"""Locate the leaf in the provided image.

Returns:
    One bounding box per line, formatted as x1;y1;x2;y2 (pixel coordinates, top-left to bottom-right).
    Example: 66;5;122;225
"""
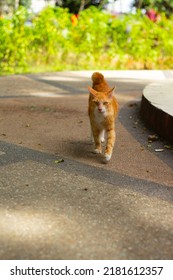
44;107;51;112
155;149;164;152
128;103;137;107
148;134;159;142
164;145;173;150
54;159;64;164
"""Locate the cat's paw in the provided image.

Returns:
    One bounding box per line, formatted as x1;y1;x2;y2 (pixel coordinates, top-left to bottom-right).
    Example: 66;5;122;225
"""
93;148;101;154
103;153;111;163
101;137;105;143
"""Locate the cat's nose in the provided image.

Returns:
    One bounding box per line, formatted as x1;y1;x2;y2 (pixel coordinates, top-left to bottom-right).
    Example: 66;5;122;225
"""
98;108;102;112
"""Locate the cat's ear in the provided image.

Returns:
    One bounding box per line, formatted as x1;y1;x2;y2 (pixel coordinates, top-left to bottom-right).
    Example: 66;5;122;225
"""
107;87;115;98
88;86;98;97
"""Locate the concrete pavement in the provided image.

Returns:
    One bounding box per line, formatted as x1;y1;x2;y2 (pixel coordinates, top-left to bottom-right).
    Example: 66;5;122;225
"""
0;71;173;260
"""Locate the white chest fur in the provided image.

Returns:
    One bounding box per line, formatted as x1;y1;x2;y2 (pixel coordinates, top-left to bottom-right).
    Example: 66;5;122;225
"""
94;108;107;127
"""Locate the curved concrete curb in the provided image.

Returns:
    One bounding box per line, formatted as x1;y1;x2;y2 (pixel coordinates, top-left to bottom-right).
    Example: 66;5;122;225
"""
140;80;173;144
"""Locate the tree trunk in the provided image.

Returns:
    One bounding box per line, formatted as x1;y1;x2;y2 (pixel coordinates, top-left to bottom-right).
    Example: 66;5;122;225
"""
138;0;143;9
79;0;85;13
14;0;19;10
0;0;5;15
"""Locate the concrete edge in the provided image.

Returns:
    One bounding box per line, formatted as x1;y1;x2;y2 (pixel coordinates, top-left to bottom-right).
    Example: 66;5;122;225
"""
140;82;173;144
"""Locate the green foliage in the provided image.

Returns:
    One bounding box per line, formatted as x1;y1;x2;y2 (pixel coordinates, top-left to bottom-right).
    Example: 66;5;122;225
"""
31;7;72;64
133;0;173;17
0;6;173;75
19;0;32;9
0;6;30;74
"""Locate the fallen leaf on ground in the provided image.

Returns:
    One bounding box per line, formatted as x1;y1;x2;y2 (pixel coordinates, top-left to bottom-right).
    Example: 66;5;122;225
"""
44;107;51;112
164;145;173;150
155;149;164;152
128;103;137;107
148;134;159;142
54;159;64;164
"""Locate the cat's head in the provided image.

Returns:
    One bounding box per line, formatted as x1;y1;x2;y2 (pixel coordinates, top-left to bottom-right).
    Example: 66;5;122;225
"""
88;86;115;114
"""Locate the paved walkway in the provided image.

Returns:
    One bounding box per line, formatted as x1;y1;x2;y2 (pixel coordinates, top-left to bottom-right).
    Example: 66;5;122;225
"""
0;71;173;260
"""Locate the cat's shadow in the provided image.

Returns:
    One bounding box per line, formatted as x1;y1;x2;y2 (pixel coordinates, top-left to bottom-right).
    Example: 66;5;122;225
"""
66;140;104;164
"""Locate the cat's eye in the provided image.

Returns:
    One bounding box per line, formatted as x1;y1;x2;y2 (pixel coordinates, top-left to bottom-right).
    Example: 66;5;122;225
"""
103;101;108;105
94;100;99;105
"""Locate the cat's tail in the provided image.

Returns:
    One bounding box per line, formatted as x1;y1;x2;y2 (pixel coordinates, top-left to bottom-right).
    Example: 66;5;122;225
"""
91;72;105;84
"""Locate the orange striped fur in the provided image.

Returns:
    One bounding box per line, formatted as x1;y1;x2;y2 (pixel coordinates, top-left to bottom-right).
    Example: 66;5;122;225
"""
88;72;118;162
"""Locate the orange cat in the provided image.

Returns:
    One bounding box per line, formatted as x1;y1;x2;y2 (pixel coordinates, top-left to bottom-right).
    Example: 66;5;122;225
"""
88;72;118;162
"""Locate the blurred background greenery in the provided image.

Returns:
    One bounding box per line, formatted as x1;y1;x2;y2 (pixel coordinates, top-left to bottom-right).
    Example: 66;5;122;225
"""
0;0;173;75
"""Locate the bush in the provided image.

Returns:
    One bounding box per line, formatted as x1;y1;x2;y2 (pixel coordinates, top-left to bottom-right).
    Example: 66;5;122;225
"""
0;7;30;74
0;6;173;75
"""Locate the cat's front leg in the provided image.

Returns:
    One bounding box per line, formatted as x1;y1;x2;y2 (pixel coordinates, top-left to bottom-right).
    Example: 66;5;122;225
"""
92;130;102;154
104;128;116;162
100;130;105;143
93;140;102;154
93;130;105;154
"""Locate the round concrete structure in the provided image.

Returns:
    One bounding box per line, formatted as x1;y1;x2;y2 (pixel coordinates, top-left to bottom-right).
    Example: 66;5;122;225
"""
140;80;173;144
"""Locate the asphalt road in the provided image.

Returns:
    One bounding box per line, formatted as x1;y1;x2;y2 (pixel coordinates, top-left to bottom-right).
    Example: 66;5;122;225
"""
0;71;173;260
